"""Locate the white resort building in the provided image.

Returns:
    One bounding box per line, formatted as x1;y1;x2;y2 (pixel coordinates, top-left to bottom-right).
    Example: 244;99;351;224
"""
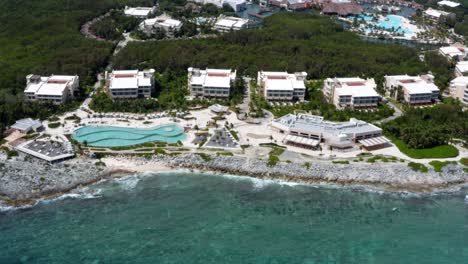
10;118;43;134
449;77;468;106
192;0;247;11
439;45;468;61
424;8;452;22
140;15;183;37
271;114;389;150
384;74;439;105
257;71;307;102
188;68;236;98
323;77;380;109
437;0;460;8
455;61;468;76
124;6;156;17
108;69;155;99
214;16;249;32
24;74;79;105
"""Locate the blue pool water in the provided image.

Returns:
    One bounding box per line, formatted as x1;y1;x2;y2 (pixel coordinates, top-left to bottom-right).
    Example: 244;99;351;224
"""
377;15;412;34
353;14;413;35
72;124;186;147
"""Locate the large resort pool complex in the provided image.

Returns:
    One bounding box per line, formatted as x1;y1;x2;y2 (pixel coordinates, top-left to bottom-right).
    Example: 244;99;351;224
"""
350;14;420;38
72;124;186;147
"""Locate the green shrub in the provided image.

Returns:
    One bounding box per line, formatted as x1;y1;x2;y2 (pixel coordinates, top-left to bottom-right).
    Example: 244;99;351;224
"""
332;160;349;164
197;153;212;162
154;148;166;155
217;151;233;156
408;162;428;173
267;155;280;167
460;158;468;166
429;160;457;172
48;122;61;129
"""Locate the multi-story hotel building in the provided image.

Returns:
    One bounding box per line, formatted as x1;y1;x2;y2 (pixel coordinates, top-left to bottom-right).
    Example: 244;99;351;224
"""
384;74;439;105
449;76;468;106
108;69;155;99
257;71;307;101
24;74;79;105
188;68;236;98
323;77;380;109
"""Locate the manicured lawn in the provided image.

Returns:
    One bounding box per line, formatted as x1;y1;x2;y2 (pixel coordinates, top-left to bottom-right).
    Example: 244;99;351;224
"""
388;136;459;159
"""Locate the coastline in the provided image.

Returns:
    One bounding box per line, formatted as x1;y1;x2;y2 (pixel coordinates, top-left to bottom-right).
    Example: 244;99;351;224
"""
1;153;467;209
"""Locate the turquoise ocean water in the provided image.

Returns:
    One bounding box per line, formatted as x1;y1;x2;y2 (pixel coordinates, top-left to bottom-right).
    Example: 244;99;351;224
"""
1;172;468;263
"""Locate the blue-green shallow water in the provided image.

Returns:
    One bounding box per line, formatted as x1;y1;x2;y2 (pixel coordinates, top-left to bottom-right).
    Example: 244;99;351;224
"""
1;172;468;263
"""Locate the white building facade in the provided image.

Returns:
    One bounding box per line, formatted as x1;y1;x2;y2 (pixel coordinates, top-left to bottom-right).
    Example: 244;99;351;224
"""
214;16;249;32
323;77;380;109
108;69;155;99
449;76;468;106
271;114;387;150
455;61;468;76
141;15;183;37
384;74;439;105
124;6;156;17
24;74;79;105
257;71;307;102
188;68;236;98
439;45;468;61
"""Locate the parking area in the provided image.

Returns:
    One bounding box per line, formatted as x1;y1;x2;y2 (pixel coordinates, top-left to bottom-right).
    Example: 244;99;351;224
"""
205;129;238;149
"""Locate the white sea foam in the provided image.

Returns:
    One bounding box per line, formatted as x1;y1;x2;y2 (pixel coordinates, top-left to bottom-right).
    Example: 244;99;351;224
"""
116;175;141;190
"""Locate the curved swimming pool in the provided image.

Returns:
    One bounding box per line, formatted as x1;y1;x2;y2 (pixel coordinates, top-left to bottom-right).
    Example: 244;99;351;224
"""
72;124;186;147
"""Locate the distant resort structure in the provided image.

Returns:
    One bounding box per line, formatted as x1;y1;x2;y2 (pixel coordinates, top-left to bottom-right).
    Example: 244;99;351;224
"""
124;6;156;18
214;16;250;31
140;14;183;37
24;74;79;105
439;45;468;61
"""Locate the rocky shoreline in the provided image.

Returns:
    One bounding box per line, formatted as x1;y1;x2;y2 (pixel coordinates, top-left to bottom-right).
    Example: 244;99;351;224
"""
1;153;467;207
161;154;468;193
0;154;133;207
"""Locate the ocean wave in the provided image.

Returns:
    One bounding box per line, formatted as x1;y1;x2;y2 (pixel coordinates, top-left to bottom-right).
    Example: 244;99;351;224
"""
116;175;141;191
40;188;103;205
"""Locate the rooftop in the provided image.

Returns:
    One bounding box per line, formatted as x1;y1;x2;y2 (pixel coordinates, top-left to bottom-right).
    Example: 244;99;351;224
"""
188;68;235;88
456;61;468;73
272;114;382;137
437;0;460;7
260;71;307;91
124;6;155;17
440;46;466;56
215;16;249;29
109;70;154;90
25;75;77;96
451;76;468;85
425;8;450;18
328;77;379;97
385;75;439;94
10;118;42;132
